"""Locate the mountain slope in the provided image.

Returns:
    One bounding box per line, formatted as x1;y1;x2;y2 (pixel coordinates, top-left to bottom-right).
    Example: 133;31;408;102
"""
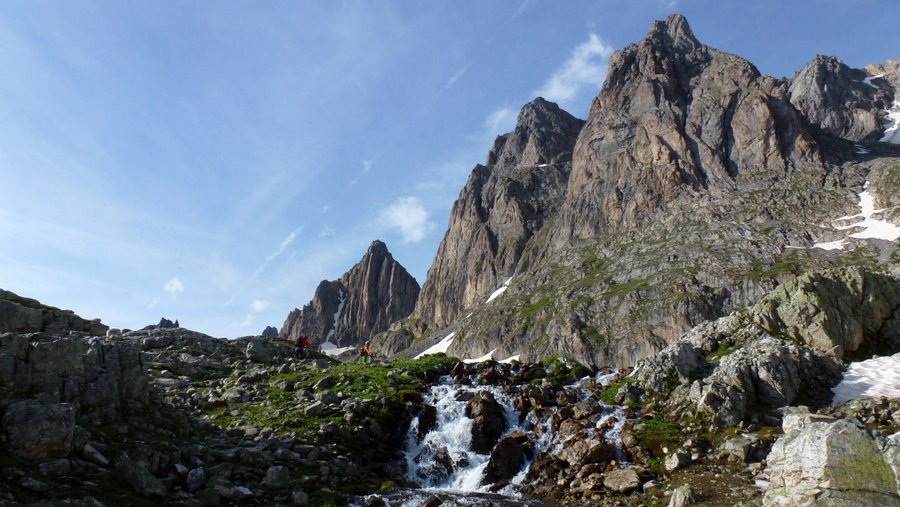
376;14;900;367
281;240;420;348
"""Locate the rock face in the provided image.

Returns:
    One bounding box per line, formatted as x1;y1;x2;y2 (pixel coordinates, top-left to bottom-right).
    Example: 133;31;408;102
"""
281;240;419;347
261;326;278;337
411;98;584;330
1;400;75;460
0;289;108;336
789;55;895;142
763;407;900;506
382;14;900;368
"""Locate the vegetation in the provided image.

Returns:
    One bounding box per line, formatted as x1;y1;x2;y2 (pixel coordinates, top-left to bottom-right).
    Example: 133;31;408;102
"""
634;416;684;456
599;377;634;405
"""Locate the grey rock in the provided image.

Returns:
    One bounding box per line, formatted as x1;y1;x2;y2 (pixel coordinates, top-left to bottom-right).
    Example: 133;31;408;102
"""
718;434;761;463
115;453;166;497
2;400;75;459
603;466;641;493
265;465;291;489
665;450;690;472
80;444;110;467
763;416;899;506
245;337;289;363
0;289;108;335
261;325;278;337
668;485;695;507
482;432;533;485
187;467;207;492
292;489;309;505
465;391;507;454
38;458;71;476
558;436;617;466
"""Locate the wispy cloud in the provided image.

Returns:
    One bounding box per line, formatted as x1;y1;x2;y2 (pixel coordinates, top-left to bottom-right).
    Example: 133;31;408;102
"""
251;299;270;313
378;197;434;243
446;67;467;88
225;226;302;306
484;107;518;136
146;296;161;309
533;33;613;108
320;226;336;237
163;277;184;295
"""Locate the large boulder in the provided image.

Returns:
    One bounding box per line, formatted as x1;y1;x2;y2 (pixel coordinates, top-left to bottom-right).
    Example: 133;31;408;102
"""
482;432;534;485
465;391;507;454
115;453;167;497
1;400;75;460
763;407;900;506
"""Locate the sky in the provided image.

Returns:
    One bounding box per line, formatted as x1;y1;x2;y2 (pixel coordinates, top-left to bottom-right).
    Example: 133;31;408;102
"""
0;0;897;338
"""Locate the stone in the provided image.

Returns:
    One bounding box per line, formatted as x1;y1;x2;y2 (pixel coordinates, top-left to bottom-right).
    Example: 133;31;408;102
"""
265;465;291;489
603;467;641;493
665;450;690;472
81;444;109;467
38;458;71;476
483;432;534;485
115;453;166;497
559;436;616;466
187;467;207;492
763;417;899;506
718;434;760;462
668;485;694;507
2;400;75;459
292;489;309;505
465;391;507;454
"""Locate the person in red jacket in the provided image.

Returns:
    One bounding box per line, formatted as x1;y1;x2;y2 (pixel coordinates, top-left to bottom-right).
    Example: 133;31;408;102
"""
359;341;371;363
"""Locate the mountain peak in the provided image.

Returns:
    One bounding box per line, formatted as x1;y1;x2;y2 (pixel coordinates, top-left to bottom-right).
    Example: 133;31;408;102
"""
366;239;389;257
646;13;700;53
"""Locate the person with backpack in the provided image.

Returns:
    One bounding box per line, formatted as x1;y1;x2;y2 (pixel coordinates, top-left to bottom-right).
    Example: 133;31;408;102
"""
359;341;371;363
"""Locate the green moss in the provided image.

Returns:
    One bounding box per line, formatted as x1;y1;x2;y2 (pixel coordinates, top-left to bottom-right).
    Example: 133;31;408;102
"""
705;343;741;363
521;296;553;318
599;377;634;405
634;417;684;456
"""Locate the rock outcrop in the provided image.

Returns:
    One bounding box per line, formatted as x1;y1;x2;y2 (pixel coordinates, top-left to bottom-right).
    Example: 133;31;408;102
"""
0;289;108;336
261;325;278;337
412;98;584;330
763;407;900;506
281;240;419;348
789;55;895;142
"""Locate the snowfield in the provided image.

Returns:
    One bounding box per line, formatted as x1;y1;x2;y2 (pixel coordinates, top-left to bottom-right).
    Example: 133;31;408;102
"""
881;98;900;144
485;276;513;303
832;352;900;404
415;332;455;359
811;181;900;250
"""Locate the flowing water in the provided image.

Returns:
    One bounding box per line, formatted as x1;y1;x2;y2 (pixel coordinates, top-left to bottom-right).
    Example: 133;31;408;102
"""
351;371;627;506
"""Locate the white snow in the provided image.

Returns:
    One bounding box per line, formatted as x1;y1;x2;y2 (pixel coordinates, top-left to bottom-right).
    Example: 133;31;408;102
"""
498;355;521;364
414;332;455;359
485;276;514;303
324;291;348;344
811;182;900;249
832;352;900;404
463;349;496;364
881;98;900;144
320;340;355;357
537;164;549;168
811;239;847;251
862;74;883;89
854;144;870;155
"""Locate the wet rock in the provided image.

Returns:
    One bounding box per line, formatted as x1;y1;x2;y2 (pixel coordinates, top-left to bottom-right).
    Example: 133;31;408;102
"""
2;400;75;459
483;432;534;485
363;495;387;507
465;391;507;454
417;404;438;442
423;495;442;507
604;466;641;493
434;447;454;476
763;411;899;506
115;453;166;497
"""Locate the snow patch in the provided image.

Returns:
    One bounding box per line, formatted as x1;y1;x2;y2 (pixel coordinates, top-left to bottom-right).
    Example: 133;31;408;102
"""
537;163;549;168
832;352;900;404
415;332;455;359
498;355;521;364
881;98;900;144
320;341;355;357
810;182;900;249
854;144;870;155
485;276;513;303
463;349;496;364
862;74;883;89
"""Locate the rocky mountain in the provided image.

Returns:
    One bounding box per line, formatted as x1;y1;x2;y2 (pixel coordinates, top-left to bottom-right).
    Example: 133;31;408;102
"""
261;325;278;337
0;289;108;336
281;240;420;348
377;14;900;368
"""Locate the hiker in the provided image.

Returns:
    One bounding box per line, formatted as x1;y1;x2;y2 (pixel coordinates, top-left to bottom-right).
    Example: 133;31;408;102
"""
295;335;310;359
359;341;371;363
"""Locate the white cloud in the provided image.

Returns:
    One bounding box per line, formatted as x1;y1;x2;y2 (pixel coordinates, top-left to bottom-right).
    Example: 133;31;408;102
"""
484;107;518;136
250;299;270;313
533;33;613;107
446;67;467;88
163;277;184;295
241;313;254;327
225;226;302;306
146;296;160;309
320;225;336;237
266;228;300;262
378;197;434;243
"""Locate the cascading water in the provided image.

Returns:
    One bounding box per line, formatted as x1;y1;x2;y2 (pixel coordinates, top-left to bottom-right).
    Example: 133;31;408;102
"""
405;381;524;492
351;368;630;506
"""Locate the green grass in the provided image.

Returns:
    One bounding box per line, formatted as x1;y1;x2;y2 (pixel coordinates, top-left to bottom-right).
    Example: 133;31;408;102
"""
705;342;741;363
634;417;684;456
599;377;634;405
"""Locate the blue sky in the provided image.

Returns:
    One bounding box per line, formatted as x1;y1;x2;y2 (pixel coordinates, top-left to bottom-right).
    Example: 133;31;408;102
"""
1;1;897;337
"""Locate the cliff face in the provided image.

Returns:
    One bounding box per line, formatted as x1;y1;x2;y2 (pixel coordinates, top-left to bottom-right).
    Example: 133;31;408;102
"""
281;240;419;348
378;14;900;367
0;289;108;336
412;98;584;329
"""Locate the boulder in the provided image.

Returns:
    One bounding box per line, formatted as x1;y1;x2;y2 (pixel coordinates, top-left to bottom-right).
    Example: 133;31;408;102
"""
604;467;641;493
465;391;507;454
668;485;695;507
763;411;899;506
115;453;166;497
483;432;534;485
245;337;288;363
558;435;617;466
265;465;291;489
1;400;75;460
